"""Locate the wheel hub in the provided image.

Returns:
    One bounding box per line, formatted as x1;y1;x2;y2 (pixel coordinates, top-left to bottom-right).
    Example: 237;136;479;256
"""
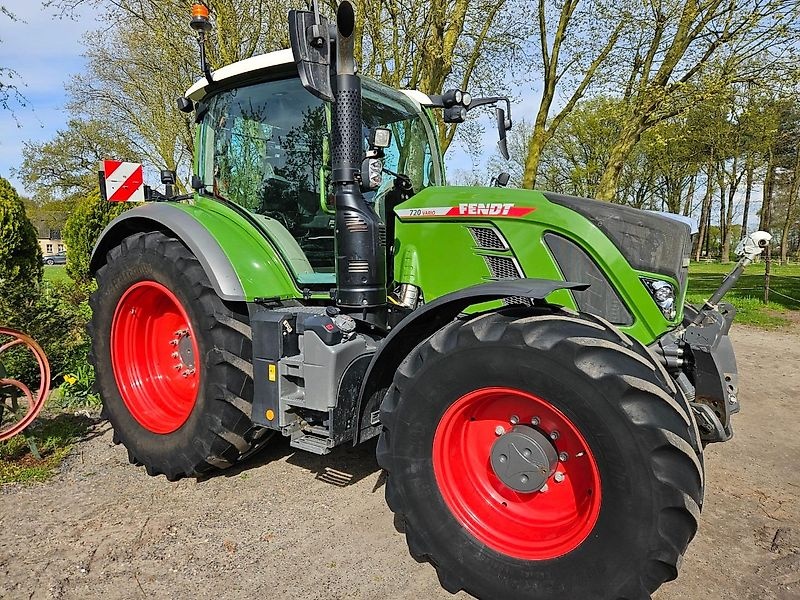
490;425;558;492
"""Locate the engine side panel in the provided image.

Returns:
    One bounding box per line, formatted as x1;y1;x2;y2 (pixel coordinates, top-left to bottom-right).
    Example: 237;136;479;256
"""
392;186;684;345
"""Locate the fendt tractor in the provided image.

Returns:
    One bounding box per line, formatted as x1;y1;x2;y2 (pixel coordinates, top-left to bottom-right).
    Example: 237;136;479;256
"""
89;2;771;598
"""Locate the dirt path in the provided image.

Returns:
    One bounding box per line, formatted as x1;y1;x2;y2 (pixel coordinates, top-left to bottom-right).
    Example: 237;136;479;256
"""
1;326;798;600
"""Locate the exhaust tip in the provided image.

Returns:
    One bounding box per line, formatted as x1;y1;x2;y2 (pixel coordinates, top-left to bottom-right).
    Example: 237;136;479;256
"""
337;1;355;38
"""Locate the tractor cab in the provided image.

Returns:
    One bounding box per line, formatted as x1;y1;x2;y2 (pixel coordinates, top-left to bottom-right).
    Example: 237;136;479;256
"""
184;51;443;286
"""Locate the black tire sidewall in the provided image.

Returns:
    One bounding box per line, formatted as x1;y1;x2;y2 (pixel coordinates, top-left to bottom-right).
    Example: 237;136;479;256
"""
93;237;219;466
390;343;666;599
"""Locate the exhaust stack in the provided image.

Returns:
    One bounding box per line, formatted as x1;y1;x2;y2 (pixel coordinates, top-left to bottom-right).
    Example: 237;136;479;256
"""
330;2;386;309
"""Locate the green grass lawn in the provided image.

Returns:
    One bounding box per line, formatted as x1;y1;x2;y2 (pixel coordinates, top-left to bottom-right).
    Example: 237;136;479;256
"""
43;265;72;284
687;261;800;329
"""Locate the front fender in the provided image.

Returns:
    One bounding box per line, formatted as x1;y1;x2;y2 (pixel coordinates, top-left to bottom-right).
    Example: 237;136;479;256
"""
354;278;587;443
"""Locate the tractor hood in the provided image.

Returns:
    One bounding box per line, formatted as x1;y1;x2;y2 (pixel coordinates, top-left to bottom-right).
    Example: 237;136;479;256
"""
394;186;691;290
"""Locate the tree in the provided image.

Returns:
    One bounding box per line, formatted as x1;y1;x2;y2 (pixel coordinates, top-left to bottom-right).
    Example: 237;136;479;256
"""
350;0;528;153
0;177;42;297
19;118;136;201
62;190;129;283
594;0;799;201
520;0;626;188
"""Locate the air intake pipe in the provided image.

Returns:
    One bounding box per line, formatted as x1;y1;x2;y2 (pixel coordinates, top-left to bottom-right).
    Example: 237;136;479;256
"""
331;1;386;309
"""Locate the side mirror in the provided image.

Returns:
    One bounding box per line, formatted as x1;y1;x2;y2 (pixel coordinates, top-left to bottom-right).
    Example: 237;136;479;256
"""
288;6;333;102
494;172;510;187
176;96;194;113
161;170;177;198
496;107;511;160
160;170;177;185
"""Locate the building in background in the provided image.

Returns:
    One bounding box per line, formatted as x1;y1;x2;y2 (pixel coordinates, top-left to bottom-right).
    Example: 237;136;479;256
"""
34;221;67;257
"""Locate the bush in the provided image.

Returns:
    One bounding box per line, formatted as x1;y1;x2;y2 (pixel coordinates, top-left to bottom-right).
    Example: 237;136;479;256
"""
62;189;129;283
0;177;42;296
0;281;93;387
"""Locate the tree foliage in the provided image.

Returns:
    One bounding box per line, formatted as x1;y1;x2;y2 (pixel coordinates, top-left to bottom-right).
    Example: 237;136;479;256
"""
0;177;42;297
19;118;136;201
62;190;129;283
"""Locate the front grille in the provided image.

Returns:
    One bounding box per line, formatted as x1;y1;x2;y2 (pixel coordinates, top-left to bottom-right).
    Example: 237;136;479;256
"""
484;255;523;280
544;233;633;325
468;226;508;250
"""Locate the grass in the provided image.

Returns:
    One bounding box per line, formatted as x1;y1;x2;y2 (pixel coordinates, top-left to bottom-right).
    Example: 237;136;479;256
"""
43;265;72;284
687;261;800;329
0;411;95;484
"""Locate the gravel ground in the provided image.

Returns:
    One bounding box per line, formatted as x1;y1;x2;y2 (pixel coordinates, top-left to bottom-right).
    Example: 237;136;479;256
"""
1;326;798;600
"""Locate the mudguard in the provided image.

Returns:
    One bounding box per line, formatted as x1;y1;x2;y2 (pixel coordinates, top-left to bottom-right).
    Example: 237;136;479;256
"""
90;201;301;302
353;278;588;443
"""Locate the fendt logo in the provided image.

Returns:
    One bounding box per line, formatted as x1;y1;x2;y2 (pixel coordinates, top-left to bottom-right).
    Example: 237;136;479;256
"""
394;204;535;219
458;203;515;216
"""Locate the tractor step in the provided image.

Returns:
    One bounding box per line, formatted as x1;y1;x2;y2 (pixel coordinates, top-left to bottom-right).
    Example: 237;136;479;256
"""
290;431;334;455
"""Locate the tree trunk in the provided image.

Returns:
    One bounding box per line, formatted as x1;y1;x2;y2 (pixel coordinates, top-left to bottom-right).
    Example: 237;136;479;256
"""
718;179;726;260
694;161;714;261
682;174;696;217
521;124;550;189
759;150;775;232
741;157;753;236
595;117;644;201
721;155;738;263
779;146;800;264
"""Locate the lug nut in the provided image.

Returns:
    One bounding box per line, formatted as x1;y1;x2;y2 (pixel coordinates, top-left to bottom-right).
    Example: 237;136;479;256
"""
554;471;565;483
173;364;182;370
495;425;506;436
171;352;180;359
531;416;540;426
169;339;179;346
550;430;560;441
559;451;569;462
509;415;519;425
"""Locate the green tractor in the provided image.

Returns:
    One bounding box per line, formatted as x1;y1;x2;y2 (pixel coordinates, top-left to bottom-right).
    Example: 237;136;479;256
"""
89;2;770;598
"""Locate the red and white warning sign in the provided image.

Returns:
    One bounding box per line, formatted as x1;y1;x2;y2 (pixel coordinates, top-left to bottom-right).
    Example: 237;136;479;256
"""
102;160;145;202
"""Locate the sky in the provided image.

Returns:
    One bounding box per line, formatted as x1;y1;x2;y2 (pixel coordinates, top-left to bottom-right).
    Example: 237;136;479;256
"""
0;1;94;195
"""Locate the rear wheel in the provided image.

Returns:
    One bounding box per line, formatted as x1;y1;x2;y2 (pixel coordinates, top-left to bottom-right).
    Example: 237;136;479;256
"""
377;309;703;599
90;231;269;479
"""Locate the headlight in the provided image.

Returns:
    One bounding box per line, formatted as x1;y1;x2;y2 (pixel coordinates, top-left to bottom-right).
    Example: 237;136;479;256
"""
643;279;676;320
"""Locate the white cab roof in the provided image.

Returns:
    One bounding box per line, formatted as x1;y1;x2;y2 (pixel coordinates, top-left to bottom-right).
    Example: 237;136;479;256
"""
184;48;433;106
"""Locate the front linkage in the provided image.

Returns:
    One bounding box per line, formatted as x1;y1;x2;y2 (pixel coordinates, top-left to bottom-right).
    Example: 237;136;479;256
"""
652;231;771;443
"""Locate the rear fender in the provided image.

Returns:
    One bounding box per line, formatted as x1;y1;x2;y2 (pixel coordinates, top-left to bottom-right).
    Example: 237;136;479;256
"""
90;202;299;302
354;278;588;443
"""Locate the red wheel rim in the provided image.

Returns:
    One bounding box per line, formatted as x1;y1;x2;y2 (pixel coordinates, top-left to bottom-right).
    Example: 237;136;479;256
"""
111;281;200;434
432;387;601;560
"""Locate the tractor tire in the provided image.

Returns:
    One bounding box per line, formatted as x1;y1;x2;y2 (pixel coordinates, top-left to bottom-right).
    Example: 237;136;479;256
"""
377;308;703;600
89;231;269;480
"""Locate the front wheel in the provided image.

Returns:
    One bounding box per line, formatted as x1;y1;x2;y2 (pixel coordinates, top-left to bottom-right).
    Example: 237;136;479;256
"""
377;309;703;599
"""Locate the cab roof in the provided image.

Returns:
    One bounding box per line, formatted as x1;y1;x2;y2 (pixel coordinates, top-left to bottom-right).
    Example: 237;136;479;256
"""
184;48;433;107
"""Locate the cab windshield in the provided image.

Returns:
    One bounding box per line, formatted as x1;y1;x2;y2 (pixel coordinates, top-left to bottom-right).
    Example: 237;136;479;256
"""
199;75;439;283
